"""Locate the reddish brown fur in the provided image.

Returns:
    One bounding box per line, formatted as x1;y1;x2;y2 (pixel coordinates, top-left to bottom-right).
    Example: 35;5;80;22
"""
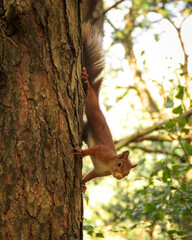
75;23;137;190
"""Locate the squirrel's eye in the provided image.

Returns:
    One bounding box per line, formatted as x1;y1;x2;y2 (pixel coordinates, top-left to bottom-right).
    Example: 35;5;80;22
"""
117;162;122;167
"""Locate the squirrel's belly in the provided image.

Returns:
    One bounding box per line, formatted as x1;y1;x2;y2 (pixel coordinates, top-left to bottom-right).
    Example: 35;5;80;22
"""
92;156;110;172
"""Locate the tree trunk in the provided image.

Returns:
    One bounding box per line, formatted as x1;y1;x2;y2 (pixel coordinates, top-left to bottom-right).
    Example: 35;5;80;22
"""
0;0;83;239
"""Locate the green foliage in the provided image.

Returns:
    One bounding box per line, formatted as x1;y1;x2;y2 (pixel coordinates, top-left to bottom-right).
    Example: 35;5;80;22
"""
100;155;192;238
83;193;89;204
95;233;105;238
175;85;185;100
84;225;105;239
172;105;183;114
165;97;174;108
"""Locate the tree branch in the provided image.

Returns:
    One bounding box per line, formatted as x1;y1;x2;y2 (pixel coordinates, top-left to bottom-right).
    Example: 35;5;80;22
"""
133;134;192;142
115;108;192;150
166;16;191;99
103;0;126;16
129;145;179;156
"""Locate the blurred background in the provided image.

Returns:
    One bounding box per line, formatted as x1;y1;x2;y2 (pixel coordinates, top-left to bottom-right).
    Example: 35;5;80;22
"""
82;1;192;239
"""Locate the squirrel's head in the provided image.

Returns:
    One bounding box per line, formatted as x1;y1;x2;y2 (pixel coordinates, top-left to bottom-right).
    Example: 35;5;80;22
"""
112;151;137;180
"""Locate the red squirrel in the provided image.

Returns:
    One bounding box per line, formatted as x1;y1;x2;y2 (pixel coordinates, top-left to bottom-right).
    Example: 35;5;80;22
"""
75;23;137;191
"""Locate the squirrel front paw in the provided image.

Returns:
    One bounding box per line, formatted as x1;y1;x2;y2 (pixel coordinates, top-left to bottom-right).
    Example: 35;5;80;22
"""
82;183;87;193
74;147;84;157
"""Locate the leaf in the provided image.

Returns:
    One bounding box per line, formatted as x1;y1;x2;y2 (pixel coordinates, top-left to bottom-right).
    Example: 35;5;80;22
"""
83;225;94;231
154;212;164;220
179;127;189;134
115;31;125;40
126;211;132;218
164;119;176;130
181;182;187;191
87;230;94;236
144;202;156;212
83;194;89;204
162;167;171;182
175;85;185;99
156;160;164;165
95;232;105;238
172;105;183;114
168;230;184;236
176;116;186;128
141;50;145;56
111;227;119;232
167;230;177;236
172;165;179;171
130;224;137;229
154;33;160;41
165;97;173;108
184;143;192;155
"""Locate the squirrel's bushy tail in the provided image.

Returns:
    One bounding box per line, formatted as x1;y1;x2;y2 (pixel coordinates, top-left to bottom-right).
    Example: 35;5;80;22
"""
82;22;104;95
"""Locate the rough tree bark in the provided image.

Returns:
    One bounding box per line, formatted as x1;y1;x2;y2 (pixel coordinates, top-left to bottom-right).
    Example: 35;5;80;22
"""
0;0;83;239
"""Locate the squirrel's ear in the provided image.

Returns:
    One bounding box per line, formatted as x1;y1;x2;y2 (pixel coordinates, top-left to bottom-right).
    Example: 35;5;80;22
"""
119;150;130;159
131;164;137;168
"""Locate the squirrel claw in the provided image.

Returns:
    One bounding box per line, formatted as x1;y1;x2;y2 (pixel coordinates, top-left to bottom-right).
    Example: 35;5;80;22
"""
82;67;88;76
74;147;84;156
82;67;89;86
